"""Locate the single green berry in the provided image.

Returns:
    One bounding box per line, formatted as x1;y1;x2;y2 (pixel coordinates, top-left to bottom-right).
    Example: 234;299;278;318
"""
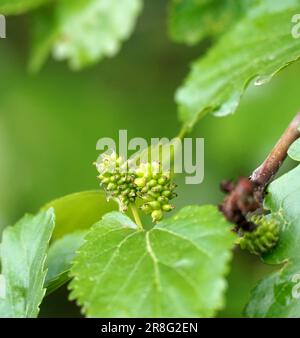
158;177;168;185
128;191;136;198
152;185;163;193
140;204;152;215
162;204;174;212
162;190;171;198
157;196;168;204
134;177;146;188
141;187;148;194
107;183;117;191
148;179;157;188
148;191;160;199
101;177;110;185
151;210;163;223
148;201;161;210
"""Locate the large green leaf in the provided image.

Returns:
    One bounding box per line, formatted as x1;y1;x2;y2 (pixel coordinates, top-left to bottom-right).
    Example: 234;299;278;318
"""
69;206;235;317
246;138;300;317
43;190;118;239
176;0;300;130
30;0;143;71
45;231;86;295
0;0;50;14
263;165;300;264
169;0;247;45
0;209;55;318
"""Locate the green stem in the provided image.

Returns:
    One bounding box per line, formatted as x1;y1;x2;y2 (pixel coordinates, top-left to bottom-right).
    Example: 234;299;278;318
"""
130;204;143;230
176;124;189;140
168;124;190;177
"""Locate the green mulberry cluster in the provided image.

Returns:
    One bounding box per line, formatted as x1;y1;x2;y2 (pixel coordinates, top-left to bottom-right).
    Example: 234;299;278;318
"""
95;152;137;212
95;153;177;223
134;162;177;223
239;215;280;256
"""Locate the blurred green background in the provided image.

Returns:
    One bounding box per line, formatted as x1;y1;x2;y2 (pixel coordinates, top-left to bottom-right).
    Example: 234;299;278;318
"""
1;1;299;317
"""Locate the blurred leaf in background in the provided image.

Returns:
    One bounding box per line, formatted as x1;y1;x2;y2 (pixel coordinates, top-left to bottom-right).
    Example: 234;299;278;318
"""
30;0;144;71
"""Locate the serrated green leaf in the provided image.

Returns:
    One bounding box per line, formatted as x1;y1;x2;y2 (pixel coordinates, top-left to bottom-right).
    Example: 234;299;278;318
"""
176;0;300;130
168;0;248;45
69;206;235;318
246;145;300;317
262;165;300;264
45;231;86;296
30;0;143;71
0;209;55;318
0;0;50;14
246;261;300;317
43;190;118;240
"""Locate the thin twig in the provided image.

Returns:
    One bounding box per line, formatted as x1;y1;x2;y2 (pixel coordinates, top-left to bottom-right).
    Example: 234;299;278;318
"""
130;204;143;230
251;112;300;187
220;112;300;231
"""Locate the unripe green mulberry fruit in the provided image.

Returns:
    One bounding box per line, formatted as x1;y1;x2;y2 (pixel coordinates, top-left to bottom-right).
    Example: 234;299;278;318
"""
134;161;176;223
96;155;177;224
95;152;137;212
239;215;280;256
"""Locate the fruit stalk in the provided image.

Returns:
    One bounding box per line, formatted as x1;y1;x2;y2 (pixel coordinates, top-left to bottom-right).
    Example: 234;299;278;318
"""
130;204;143;230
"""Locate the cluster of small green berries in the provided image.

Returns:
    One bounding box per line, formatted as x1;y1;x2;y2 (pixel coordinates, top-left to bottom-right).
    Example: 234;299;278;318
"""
239;215;280;256
134;162;177;223
95;153;137;212
95;153;177;223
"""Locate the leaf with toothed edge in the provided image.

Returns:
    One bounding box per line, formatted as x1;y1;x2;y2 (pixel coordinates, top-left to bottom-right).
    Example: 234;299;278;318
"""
246;137;300;317
0;209;55;318
176;0;300;130
69;206;236;318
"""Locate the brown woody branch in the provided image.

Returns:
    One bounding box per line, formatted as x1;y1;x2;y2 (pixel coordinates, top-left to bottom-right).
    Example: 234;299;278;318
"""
250;112;300;187
219;112;300;232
